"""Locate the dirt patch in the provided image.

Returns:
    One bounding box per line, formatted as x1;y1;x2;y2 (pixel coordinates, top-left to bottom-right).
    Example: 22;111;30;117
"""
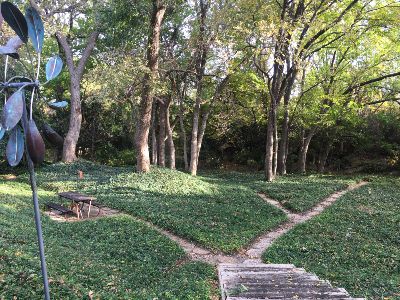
1;174;17;181
45;203;121;222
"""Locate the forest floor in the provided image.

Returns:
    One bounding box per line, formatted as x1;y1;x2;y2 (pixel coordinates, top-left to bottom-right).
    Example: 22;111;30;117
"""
0;161;398;299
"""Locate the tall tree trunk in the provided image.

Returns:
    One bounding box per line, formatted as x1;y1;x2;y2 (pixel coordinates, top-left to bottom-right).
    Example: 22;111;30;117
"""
165;98;176;169
189;0;208;176
135;0;166;172
62;75;82;162
318;141;332;173
178;98;189;170
273;120;278;176
189;83;202;175
158;99;166;167
56;31;99;163
298;128;316;173
278;104;289;175
277;69;297;175
265;98;276;181
151;101;158;165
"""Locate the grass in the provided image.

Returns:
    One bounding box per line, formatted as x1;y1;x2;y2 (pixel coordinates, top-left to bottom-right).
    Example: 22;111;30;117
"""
3;162;398;299
262;177;400;300
201;171;360;212
32;161;288;253
0;181;217;299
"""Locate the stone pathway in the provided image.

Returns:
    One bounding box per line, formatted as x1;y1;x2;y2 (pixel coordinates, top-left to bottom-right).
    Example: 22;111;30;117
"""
246;181;368;260
141;181;367;265
144;181;367;299
46;181;367;299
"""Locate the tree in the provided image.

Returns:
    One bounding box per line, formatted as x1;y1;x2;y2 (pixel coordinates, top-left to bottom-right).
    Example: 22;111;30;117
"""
135;0;166;172
30;0;100;162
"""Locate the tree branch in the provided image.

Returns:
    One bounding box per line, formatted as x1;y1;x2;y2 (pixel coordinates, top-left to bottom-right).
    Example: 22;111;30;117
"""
343;71;400;94
55;32;75;74
76;31;99;79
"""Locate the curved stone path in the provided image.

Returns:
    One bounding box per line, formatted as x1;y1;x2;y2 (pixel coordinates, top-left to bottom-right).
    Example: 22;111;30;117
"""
47;181;367;265
246;181;368;260
47;180;368;299
141;181;368;265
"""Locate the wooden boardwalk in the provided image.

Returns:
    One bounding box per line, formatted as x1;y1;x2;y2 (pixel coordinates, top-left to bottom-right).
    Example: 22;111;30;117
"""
219;263;364;300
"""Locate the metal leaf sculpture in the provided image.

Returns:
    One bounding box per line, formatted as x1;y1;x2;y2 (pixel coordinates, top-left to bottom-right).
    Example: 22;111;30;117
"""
0;44;18;58
46;55;63;80
2;90;23;130
25;7;44;53
0;126;5;140
6;125;24;166
42;122;63;148
1;1;28;43
26;119;45;164
0;3;62;299
8;76;34;91
0;35;23;59
48;100;68;109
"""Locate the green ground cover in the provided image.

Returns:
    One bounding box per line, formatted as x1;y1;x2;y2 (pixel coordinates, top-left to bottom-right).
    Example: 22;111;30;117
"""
33;161;287;253
202;171;360;212
0;181;216;299
262;178;400;300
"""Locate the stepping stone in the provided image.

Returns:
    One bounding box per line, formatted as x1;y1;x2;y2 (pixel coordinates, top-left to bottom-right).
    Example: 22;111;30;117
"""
218;263;364;300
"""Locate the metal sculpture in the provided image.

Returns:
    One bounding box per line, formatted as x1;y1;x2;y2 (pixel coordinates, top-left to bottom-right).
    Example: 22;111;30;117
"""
0;2;65;299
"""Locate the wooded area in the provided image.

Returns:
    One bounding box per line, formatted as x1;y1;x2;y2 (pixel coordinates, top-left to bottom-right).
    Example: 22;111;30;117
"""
0;1;399;299
1;0;399;180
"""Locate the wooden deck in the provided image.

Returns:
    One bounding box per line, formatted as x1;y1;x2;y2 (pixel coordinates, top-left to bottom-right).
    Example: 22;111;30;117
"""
218;263;364;300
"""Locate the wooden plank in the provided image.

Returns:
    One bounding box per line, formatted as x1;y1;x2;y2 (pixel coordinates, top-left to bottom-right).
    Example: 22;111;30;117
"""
219;263;365;300
58;191;96;202
45;202;73;215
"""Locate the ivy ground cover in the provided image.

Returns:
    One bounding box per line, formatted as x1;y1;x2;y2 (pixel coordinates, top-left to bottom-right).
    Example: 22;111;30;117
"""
0;181;216;299
262;177;399;299
34;161;287;253
202;171;360;212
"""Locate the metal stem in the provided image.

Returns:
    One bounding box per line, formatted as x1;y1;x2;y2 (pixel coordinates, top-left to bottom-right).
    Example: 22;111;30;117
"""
22;103;51;300
28;159;51;300
0;82;37;89
4;56;8;104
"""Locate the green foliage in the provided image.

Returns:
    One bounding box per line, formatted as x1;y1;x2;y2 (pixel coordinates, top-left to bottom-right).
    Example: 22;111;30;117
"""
32;160;287;253
0;180;216;299
262;178;400;300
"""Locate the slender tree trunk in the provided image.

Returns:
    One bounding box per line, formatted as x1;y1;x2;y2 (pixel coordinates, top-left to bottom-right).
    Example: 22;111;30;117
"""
158;99;166;167
273;121;278;176
179;99;189;171
318;141;332;173
265;98;276;181
189;83;202;175
151;101;158;165
189;0;208;176
196;107;210;165
278;70;297;175
298;128;316;173
278;105;289;175
135;0;166;172
165;98;176;169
